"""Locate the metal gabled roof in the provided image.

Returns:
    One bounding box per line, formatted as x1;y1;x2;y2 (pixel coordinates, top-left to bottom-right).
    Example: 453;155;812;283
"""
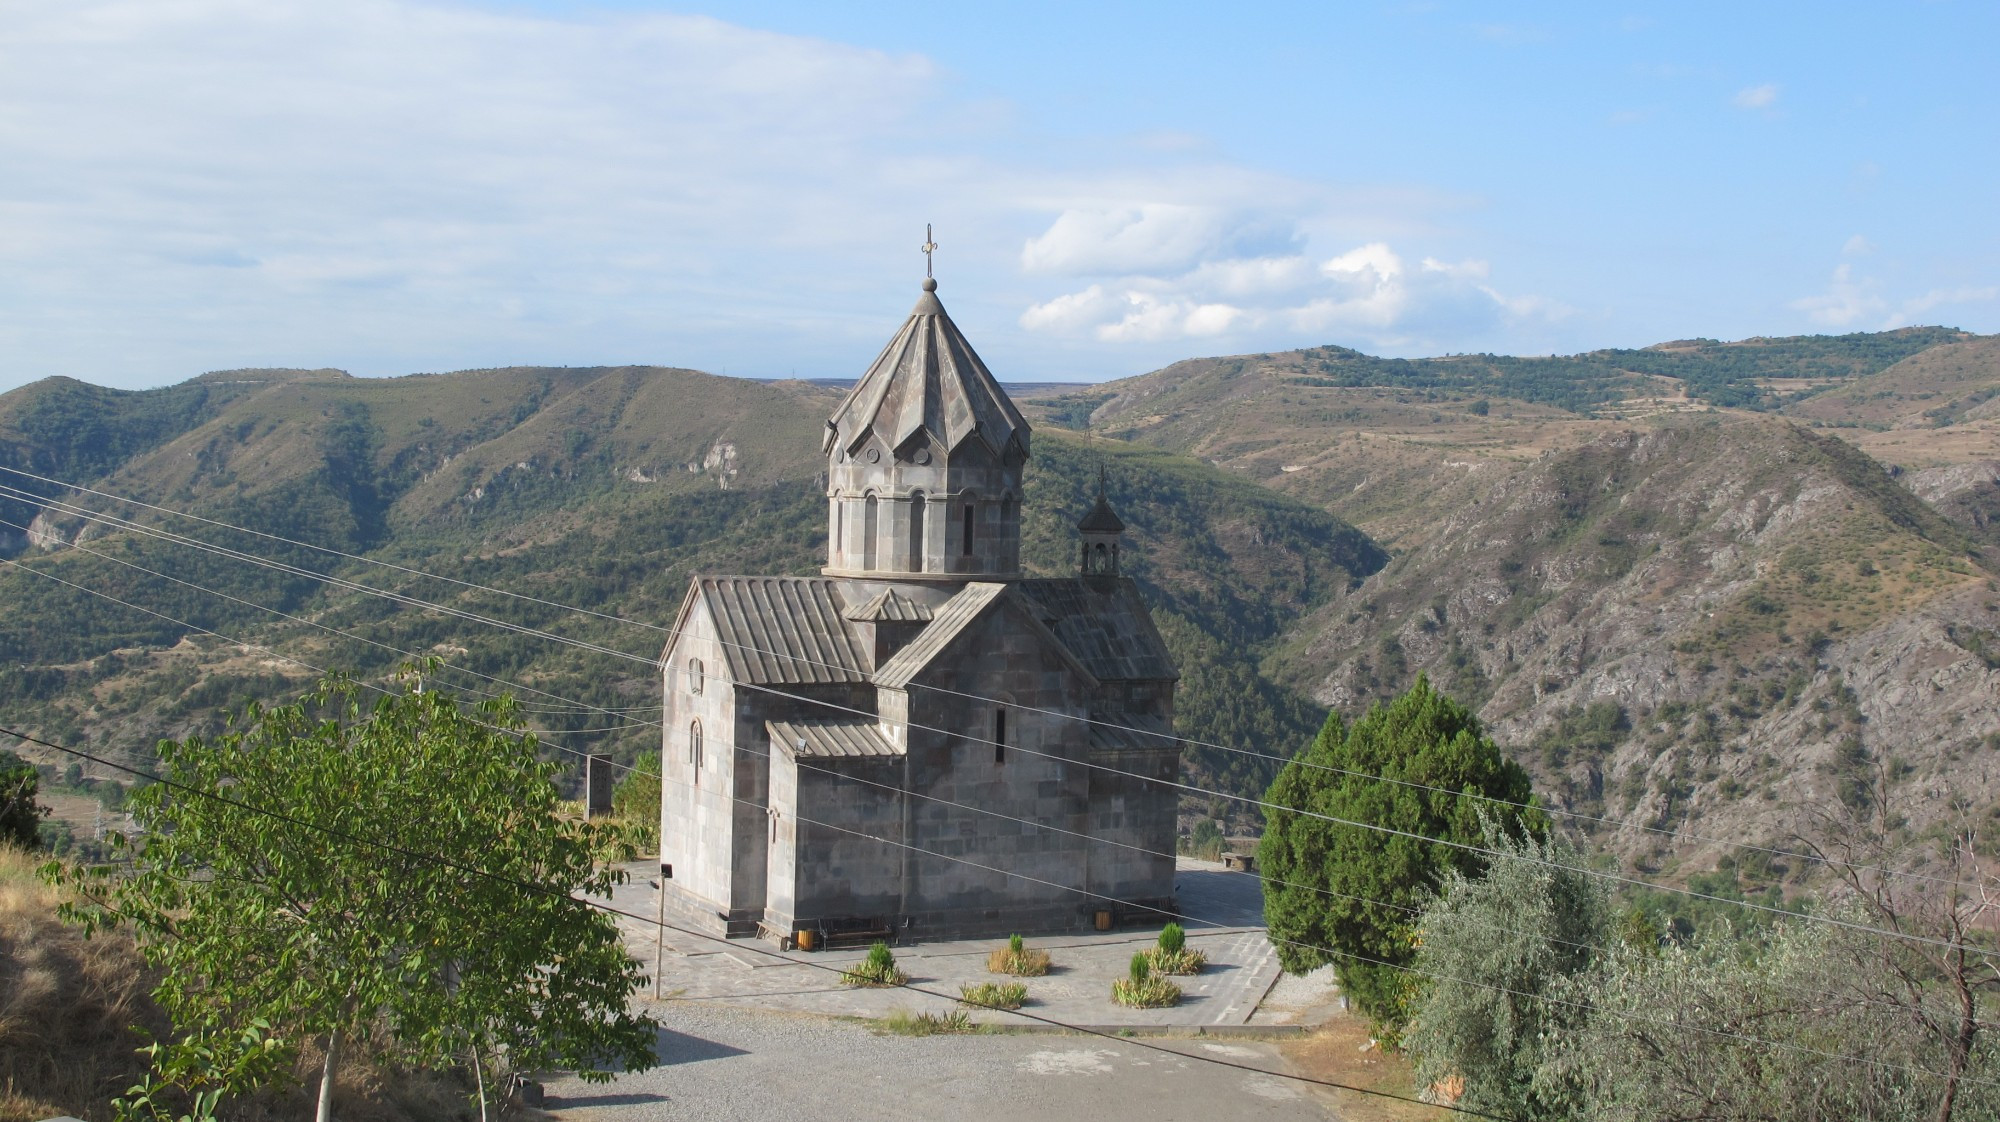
1015;578;1178;682
842;587;934;623
824;279;1030;459
685;576;870;685
872;581;1010;689
769;718;902;759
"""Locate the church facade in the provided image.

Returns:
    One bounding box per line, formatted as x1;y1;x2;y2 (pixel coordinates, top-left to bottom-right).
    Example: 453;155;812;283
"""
657;277;1181;943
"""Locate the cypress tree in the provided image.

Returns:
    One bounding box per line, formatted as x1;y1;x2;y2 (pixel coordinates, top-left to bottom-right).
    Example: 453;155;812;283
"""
1259;674;1542;1031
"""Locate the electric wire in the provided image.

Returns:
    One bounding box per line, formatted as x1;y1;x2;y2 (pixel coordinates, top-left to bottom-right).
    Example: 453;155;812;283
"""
5;727;1523;1121
4;491;1987;957
0;467;1969;895
7;558;1952;1033
16;723;1989;1098
0;549;651;743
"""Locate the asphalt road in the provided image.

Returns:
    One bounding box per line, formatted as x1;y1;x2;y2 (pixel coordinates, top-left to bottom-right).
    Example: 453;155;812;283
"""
541;1003;1335;1122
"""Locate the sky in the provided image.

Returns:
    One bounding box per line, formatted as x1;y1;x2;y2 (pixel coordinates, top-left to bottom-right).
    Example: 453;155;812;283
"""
1;1;1995;393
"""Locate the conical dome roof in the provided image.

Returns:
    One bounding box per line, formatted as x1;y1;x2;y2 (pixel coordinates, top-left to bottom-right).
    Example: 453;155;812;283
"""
1079;492;1125;533
825;279;1030;459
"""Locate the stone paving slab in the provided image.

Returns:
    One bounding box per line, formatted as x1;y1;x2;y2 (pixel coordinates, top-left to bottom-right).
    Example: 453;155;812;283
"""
595;857;1318;1029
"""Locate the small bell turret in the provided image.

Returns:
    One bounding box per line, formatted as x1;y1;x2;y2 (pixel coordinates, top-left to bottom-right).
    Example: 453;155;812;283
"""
1078;466;1124;578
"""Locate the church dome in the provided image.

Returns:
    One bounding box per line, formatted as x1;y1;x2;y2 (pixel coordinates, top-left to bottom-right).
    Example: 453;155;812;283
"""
824;279;1030;461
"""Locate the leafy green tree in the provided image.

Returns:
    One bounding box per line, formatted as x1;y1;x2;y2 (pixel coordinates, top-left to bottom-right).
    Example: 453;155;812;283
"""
1259;675;1541;1030
54;669;658;1121
0;748;47;849
610;748;662;850
1405;814;1607;1119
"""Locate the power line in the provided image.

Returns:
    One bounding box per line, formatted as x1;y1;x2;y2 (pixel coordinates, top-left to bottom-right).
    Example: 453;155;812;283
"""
0;545;649;741
8;726;1519;1121
4;500;1985;957
5;557;1951;1038
18;722;1986;1098
0;469;1966;895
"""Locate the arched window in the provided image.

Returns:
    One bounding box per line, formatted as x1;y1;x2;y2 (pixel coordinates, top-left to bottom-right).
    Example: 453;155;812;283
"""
962;503;975;556
908;491;926;572
834;497;845;555
993;707;1007;765
689;720;704;783
863;493;879;570
688;657;704;695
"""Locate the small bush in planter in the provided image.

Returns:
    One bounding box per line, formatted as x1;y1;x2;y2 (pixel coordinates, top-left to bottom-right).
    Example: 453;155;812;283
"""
958;980;1029;1011
841;940;907;987
1111;950;1181;1008
987;932;1051;976
1146;922;1207;975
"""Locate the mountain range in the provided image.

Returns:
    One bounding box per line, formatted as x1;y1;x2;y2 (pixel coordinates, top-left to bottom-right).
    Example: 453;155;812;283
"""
6;324;2000;889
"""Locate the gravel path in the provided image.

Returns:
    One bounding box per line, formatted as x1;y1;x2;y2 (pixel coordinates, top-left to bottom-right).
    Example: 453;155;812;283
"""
540;1003;1335;1121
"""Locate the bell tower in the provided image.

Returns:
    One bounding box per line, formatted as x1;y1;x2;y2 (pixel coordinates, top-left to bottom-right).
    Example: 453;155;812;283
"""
823;274;1030;581
1078;467;1125;580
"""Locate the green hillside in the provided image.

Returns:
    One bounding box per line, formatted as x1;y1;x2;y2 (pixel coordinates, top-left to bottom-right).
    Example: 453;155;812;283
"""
1044;325;1978;429
0;366;1380;830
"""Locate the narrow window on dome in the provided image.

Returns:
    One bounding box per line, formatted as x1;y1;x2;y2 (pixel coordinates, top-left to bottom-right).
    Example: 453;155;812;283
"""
994;708;1007;765
962;503;975;555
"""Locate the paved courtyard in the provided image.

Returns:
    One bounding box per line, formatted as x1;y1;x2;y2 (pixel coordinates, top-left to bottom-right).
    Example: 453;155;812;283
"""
542;857;1347;1119
539;1002;1338;1122
593;857;1329;1030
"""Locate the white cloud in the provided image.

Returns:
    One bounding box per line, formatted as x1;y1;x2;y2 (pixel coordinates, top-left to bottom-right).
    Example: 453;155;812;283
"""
1894;286;2000;324
1733;83;1780;110
1020;235;1558;349
1019;204;1299;276
1793;264;1885;327
0;0;1541;388
1792;259;1997;329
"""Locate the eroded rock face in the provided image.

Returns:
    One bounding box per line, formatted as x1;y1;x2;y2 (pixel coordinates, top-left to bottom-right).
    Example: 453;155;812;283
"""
1906;461;2000;548
1278;417;1998;870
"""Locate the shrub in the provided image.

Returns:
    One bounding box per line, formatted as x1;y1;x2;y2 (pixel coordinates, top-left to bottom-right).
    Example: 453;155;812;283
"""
1147;924;1207;975
958;981;1028;1011
841;941;907;987
987;936;1051;977
1111;953;1181;1008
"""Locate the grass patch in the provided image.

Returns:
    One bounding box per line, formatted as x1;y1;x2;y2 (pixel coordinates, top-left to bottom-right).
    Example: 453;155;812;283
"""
987;933;1052;977
1146;947;1207;975
840;941;907;987
879;1008;976;1036
958;981;1028;1011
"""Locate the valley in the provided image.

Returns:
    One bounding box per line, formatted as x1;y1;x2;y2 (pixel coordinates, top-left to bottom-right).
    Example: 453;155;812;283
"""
6;325;2000;891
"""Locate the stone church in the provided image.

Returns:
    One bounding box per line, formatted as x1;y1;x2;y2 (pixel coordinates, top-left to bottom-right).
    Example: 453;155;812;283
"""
658;276;1181;943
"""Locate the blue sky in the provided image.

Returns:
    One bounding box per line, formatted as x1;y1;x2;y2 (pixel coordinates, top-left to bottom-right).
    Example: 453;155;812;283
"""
1;1;1994;392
